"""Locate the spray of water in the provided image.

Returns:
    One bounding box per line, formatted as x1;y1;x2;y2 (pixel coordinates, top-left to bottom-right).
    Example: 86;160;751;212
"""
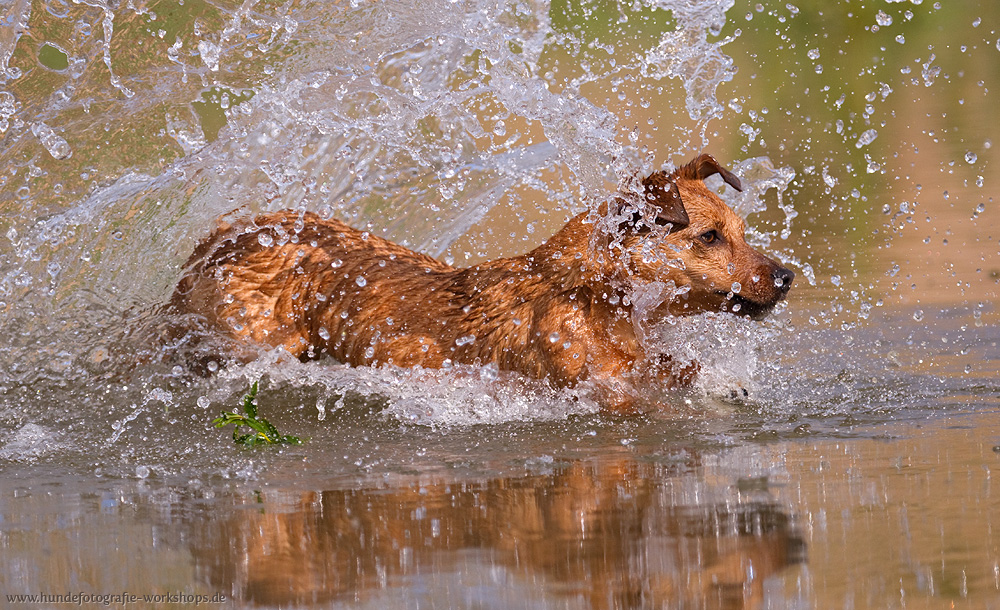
0;0;804;435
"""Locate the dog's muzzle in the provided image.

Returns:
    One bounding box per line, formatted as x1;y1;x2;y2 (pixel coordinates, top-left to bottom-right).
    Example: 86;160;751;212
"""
772;267;794;294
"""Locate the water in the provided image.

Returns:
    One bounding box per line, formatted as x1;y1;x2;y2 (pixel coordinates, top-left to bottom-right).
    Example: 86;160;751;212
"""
2;0;1000;607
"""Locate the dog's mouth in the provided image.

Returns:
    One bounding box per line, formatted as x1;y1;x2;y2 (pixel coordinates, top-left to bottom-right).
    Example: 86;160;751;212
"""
716;292;779;321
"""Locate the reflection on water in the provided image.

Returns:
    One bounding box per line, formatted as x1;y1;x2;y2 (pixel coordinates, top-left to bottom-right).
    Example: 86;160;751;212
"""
200;461;801;608
3;454;806;609
5;415;1000;608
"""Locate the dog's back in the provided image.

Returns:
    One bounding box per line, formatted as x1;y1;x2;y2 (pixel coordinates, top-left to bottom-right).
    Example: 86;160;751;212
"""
175;212;444;357
172;210;619;385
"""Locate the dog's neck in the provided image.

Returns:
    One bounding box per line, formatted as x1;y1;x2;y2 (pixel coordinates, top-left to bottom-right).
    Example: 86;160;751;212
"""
449;210;638;334
525;211;634;299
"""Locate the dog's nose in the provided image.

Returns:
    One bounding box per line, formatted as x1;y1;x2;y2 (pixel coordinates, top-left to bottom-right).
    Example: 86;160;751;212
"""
772;267;794;293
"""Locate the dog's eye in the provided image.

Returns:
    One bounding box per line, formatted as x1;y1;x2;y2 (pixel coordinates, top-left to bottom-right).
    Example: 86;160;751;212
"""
699;230;719;244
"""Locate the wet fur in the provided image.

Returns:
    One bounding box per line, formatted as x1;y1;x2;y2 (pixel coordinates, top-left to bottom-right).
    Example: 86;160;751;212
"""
172;155;793;411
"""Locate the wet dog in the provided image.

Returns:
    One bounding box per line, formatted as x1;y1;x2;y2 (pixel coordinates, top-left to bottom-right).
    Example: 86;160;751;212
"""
172;154;793;411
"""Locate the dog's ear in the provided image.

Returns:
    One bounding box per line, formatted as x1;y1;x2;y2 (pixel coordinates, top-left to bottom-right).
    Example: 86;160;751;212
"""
680;154;743;192
640;171;689;229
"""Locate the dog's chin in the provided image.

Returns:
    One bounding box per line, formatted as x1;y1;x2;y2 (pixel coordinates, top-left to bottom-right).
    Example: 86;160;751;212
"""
717;292;779;321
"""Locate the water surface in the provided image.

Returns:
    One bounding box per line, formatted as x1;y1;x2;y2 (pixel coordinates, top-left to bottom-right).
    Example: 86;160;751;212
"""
1;0;999;608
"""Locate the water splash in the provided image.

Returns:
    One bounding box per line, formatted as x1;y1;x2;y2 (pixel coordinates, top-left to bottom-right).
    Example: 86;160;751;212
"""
643;0;737;144
215;350;598;427
75;0;134;98
31;122;72;160
0;0;803;438
652;313;776;398
0;423;64;462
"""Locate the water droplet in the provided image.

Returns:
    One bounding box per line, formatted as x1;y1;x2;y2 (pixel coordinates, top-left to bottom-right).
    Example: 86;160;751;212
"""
548;332;560;343
31;122;72;159
807;48;820;60
318;327;330;340
364;346;375;359
913;310;924;321
136;465;150;479
965;151;977;164
355;276;367;287
197;396;210;408
493;120;506;136
455;334;476;346
922;54;940;87
831;275;841;286
257;232;274;247
730;282;742;293
198;40;221;71
0;93;16;132
875;10;892;26
855;129;878;149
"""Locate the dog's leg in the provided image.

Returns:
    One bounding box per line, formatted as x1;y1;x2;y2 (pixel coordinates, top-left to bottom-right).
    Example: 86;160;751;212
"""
655;354;699;387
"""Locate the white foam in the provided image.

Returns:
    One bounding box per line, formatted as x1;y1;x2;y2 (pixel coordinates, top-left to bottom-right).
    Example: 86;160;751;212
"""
217;349;599;427
0;423;64;461
210;310;784;423
644;312;784;400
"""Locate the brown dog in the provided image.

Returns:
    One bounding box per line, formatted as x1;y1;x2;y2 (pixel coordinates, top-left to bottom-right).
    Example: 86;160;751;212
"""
172;154;793;410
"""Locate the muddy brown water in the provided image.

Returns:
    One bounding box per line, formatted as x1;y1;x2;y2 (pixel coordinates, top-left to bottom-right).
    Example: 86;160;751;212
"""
1;0;999;608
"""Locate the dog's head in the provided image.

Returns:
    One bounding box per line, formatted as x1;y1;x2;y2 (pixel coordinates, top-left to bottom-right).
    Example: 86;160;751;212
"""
616;154;794;320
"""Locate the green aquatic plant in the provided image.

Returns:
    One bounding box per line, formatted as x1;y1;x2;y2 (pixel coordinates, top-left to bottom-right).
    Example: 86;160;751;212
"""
213;382;302;447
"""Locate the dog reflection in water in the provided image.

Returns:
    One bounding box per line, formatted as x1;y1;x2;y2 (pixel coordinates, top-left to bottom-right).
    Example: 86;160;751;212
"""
172;155;793;410
188;458;805;608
